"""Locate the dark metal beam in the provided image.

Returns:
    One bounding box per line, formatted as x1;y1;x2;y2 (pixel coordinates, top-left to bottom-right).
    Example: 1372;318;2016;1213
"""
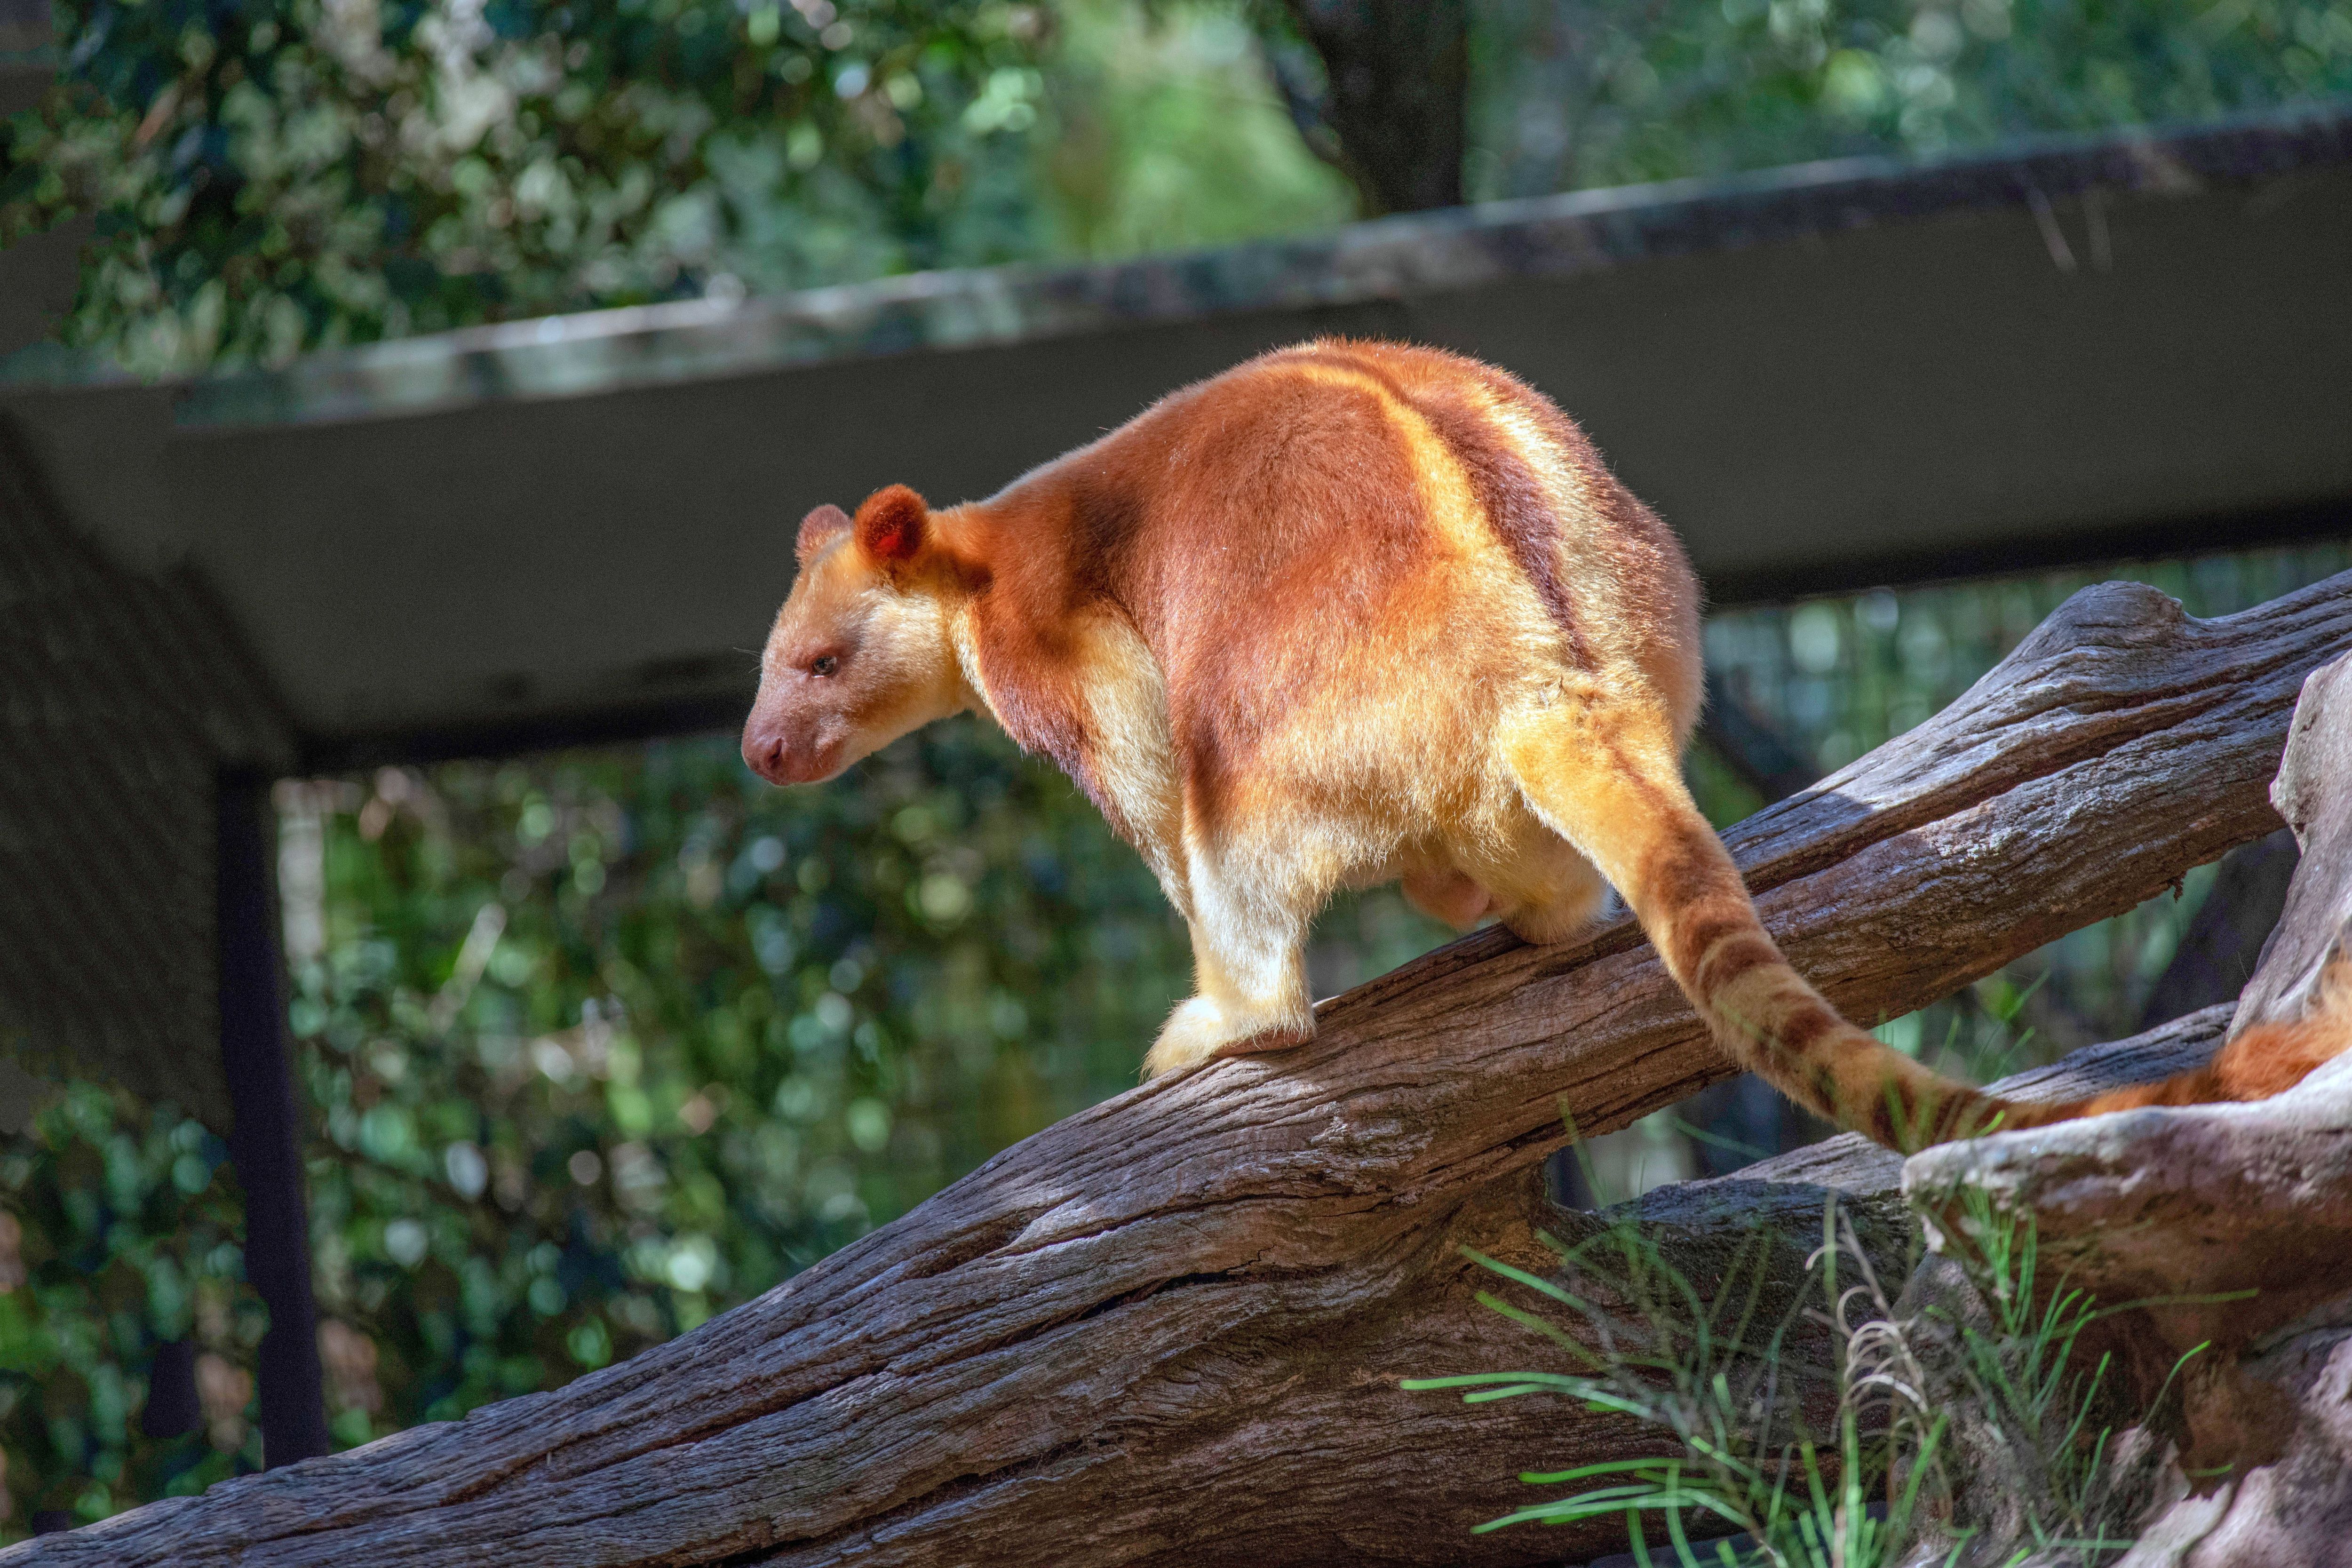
215;772;329;1468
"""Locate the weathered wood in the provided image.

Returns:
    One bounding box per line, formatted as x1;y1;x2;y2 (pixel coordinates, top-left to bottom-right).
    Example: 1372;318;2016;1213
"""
1907;649;2352;1353
1905;649;2352;1566
2232;649;2352;1034
18;573;2350;1568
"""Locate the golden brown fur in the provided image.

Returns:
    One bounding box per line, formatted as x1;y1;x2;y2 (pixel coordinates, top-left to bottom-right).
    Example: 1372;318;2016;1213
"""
740;341;2346;1152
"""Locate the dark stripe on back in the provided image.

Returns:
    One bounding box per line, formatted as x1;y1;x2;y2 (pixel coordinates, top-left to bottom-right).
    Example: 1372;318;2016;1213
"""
1408;389;1598;668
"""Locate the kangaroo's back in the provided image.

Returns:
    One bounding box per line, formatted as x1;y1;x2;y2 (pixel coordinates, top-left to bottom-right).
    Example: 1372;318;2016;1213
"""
983;341;1703;775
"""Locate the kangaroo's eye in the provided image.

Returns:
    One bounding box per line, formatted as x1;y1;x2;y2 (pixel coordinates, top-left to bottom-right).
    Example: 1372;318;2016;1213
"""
809;654;839;677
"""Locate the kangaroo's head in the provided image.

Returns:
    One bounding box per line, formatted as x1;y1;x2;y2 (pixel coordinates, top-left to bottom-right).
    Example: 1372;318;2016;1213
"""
741;485;972;786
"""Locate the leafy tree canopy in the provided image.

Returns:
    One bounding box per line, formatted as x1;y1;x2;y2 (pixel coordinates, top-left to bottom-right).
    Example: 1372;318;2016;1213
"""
1469;0;2352;199
5;0;1056;369
10;0;2351;373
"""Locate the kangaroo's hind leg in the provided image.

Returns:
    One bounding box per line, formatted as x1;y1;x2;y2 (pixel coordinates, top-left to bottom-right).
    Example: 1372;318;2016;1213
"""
1142;832;1320;1079
1494;692;2006;1150
1404;823;1612;945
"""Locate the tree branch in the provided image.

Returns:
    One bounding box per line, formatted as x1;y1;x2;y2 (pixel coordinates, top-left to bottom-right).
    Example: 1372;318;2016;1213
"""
23;573;2351;1568
1905;648;2352;1557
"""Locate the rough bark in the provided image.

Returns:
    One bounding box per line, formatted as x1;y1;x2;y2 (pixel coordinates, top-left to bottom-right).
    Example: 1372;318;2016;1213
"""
1904;649;2352;1568
16;573;2350;1568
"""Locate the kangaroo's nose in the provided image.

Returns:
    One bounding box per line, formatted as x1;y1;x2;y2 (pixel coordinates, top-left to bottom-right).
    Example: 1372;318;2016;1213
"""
741;725;790;785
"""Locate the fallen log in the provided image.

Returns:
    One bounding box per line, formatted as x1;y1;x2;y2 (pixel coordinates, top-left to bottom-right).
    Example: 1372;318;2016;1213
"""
18;572;2350;1568
1905;648;2352;1567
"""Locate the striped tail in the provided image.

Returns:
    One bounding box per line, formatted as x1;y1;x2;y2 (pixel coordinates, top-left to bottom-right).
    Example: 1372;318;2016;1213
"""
1504;709;2031;1153
1617;807;2028;1154
1506;708;2351;1151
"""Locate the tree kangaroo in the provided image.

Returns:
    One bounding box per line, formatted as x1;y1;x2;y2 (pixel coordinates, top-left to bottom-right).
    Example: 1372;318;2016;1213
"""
741;340;2340;1151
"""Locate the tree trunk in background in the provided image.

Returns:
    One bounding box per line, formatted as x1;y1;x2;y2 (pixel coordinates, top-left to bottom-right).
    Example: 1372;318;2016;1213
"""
19;574;2346;1568
216;773;331;1468
2137;826;2300;1029
1697;669;1824;808
1266;0;1469;214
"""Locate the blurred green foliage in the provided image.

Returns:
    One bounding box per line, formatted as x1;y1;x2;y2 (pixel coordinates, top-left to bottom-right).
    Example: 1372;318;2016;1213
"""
2;0;1056;370
1037;0;1351;257
14;0;2352;372
1469;0;2352;199
0;1090;257;1526
276;720;1204;1424
0;0;1351;372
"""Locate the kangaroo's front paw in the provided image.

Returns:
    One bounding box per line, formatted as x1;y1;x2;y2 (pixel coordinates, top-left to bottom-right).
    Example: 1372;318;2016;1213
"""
1143;997;1313;1079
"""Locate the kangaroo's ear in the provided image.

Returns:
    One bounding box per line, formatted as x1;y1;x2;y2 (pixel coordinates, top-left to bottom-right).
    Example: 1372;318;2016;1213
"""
796;503;851;563
854;485;929;565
